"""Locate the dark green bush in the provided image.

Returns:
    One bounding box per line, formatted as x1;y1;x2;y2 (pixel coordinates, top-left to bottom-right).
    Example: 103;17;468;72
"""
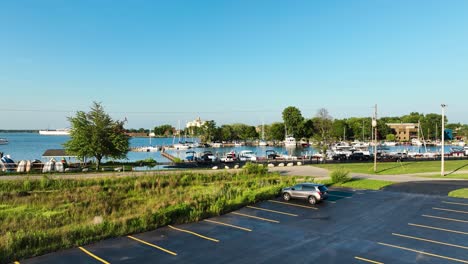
330;168;351;183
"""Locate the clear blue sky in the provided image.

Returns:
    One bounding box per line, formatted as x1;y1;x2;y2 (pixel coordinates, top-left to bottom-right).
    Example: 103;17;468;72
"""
1;0;467;129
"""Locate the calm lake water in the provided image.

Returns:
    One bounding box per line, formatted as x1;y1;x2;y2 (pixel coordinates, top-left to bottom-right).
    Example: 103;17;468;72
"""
0;132;454;163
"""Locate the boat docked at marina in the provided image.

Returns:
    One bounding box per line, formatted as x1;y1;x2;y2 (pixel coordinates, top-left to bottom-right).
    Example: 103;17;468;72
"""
284;135;296;148
39;129;70;136
239;150;257;161
130;146;159;152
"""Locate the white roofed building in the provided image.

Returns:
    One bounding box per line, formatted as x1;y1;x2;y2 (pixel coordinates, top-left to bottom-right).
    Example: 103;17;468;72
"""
186;117;205;128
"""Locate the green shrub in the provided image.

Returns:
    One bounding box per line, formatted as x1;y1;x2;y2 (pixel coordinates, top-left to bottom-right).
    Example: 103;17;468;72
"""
242;162;268;175
330;167;351;183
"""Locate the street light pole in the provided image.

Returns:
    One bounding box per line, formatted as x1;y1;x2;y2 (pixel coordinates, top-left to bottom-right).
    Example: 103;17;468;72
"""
441;104;446;176
372;104;378;173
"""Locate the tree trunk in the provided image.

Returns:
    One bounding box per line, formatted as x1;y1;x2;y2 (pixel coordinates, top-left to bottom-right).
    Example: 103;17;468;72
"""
96;157;101;171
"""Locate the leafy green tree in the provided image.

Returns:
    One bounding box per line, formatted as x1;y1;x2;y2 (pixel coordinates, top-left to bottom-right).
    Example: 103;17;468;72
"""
64;102;130;170
220;125;235;141
282;106;304;139
312;108;333;153
200;120;217;143
269;122;285;141
302;119;315;139
401;112;424;123
331;119;350;140
154;124;174;136
386;134;396;141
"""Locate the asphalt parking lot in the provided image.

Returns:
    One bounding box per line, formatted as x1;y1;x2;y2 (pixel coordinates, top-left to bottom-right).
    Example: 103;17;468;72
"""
21;186;468;264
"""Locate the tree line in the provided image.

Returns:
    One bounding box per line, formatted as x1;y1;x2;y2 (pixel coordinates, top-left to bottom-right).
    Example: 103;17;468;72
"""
148;107;468;143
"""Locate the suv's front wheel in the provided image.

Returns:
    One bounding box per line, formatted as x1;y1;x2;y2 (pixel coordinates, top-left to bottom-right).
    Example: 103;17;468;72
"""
308;196;317;205
283;192;291;201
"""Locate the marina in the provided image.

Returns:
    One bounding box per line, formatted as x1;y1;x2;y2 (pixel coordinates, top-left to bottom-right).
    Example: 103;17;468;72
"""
1;132;467;173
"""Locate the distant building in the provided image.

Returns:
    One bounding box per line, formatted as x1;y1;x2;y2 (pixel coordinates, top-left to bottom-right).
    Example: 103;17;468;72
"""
386;123;418;141
186;117;205;129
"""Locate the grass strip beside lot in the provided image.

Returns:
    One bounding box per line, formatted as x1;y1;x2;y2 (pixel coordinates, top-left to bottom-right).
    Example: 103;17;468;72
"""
316;179;394;190
313;160;468;175
0;171;295;263
448;188;468;199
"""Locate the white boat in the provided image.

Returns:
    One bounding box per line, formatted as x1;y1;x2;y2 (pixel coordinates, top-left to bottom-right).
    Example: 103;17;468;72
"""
239;150;257;161
0;138;8;145
234;141;245;147
39;129;70;136
411;138;423;146
284;135;296;148
383;141;397;147
211;142;223;148
130;146;159;152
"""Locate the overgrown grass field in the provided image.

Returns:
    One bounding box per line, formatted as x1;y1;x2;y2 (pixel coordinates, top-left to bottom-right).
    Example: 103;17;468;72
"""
313;160;468;175
0;167;296;263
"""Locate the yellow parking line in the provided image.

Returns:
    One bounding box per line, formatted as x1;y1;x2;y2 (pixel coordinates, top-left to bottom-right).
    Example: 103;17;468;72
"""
433;207;468;214
409;223;468;235
267;200;318;209
354;256;384;264
127;235;177;256
78;246;110;264
203;219;252;232
247;206;298;216
168;225;219;242
378;242;468;263
422;214;468;223
392;233;468;250
443;201;468;206
231;212;280;223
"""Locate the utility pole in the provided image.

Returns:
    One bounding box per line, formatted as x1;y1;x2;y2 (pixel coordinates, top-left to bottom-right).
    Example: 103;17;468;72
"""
372;104;378;172
441;104;446;176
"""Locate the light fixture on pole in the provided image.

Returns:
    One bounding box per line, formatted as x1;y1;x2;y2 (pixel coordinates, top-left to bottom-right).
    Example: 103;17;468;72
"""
441;104;446;176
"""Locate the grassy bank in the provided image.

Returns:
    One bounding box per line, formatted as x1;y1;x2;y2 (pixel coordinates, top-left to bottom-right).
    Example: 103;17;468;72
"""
0;169;295;263
448;188;468;198
313;160;468;175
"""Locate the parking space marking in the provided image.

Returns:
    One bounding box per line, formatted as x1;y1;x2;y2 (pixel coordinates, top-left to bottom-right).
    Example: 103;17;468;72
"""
168;225;219;242
127;235;177;256
433;207;468;214
378;242;468;263
409;223;468;235
443;201;468;206
423;214;468;223
247;206;298;216
231;212;280;223
354;256;384;264
203;219;252;232
325;200;337;204
267;200;318;209
392;233;468;250
327;194;352;199
78;246;111;264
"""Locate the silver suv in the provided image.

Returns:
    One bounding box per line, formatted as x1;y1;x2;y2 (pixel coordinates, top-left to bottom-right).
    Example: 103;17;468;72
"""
282;183;328;205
